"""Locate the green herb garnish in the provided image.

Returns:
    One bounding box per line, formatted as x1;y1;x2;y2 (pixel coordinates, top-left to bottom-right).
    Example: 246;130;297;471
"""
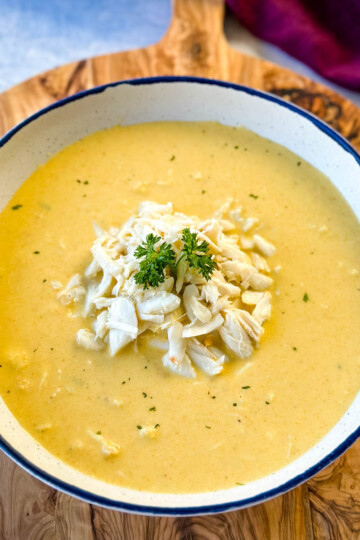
136;425;142;430
303;293;309;302
11;204;23;210
242;386;250;390
155;424;160;428
149;406;156;411
96;430;102;435
134;228;215;289
179;228;215;281
142;392;147;398
249;193;258;199
134;234;176;289
170;155;175;161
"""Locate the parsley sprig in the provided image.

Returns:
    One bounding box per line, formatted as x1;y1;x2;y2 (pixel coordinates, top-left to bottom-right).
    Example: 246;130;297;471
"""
134;229;215;289
178;228;215;281
134;234;175;289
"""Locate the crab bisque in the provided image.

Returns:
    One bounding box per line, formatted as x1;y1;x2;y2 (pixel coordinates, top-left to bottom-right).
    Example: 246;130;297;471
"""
0;121;359;493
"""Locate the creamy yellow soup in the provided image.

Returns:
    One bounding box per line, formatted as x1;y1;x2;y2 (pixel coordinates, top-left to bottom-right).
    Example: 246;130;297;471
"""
0;122;359;493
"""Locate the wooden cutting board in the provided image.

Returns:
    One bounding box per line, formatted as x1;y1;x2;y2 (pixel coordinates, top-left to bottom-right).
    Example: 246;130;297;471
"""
0;1;359;538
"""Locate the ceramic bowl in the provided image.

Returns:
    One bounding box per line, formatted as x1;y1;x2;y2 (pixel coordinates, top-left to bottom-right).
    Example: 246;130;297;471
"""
0;77;359;516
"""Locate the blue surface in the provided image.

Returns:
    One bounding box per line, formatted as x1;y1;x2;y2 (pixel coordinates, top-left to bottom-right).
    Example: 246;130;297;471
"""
1;0;359;108
0;0;171;92
1;75;359;516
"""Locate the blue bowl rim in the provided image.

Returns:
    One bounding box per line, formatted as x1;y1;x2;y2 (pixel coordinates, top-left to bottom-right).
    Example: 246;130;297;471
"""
0;75;359;516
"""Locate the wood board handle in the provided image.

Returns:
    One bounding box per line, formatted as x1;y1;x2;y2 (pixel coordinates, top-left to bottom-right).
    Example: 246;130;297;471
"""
162;0;225;46
159;0;228;76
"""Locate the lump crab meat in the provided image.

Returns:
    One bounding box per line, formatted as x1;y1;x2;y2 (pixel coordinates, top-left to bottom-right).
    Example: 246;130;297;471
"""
60;200;275;378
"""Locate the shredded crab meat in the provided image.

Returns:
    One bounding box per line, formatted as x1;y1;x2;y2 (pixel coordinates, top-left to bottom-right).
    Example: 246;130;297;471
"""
57;274;86;305
183;284;212;323
139;426;158;439
187;338;226;375
252;291;272;324
59;200;276;378
88;430;121;457
76;329;104;351
107;297;138;356
182;313;224;338
162;322;196;379
253;234;276;257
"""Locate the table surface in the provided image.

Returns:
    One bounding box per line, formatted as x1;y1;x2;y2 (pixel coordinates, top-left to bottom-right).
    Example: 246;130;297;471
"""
0;2;359;538
0;0;359;107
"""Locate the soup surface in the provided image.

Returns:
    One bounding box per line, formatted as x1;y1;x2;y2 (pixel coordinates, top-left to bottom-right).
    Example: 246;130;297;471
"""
0;122;359;493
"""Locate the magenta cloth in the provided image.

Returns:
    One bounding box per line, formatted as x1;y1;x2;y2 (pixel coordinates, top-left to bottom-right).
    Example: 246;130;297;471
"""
226;0;360;90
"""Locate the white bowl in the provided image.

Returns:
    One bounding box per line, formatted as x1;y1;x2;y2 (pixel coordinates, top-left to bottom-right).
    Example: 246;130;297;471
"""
0;77;359;516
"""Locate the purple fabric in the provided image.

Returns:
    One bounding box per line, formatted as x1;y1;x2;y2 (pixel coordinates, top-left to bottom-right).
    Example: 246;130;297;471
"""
226;0;360;90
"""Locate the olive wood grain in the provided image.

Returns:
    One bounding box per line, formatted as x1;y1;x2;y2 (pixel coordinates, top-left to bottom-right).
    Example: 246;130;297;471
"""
0;0;359;538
